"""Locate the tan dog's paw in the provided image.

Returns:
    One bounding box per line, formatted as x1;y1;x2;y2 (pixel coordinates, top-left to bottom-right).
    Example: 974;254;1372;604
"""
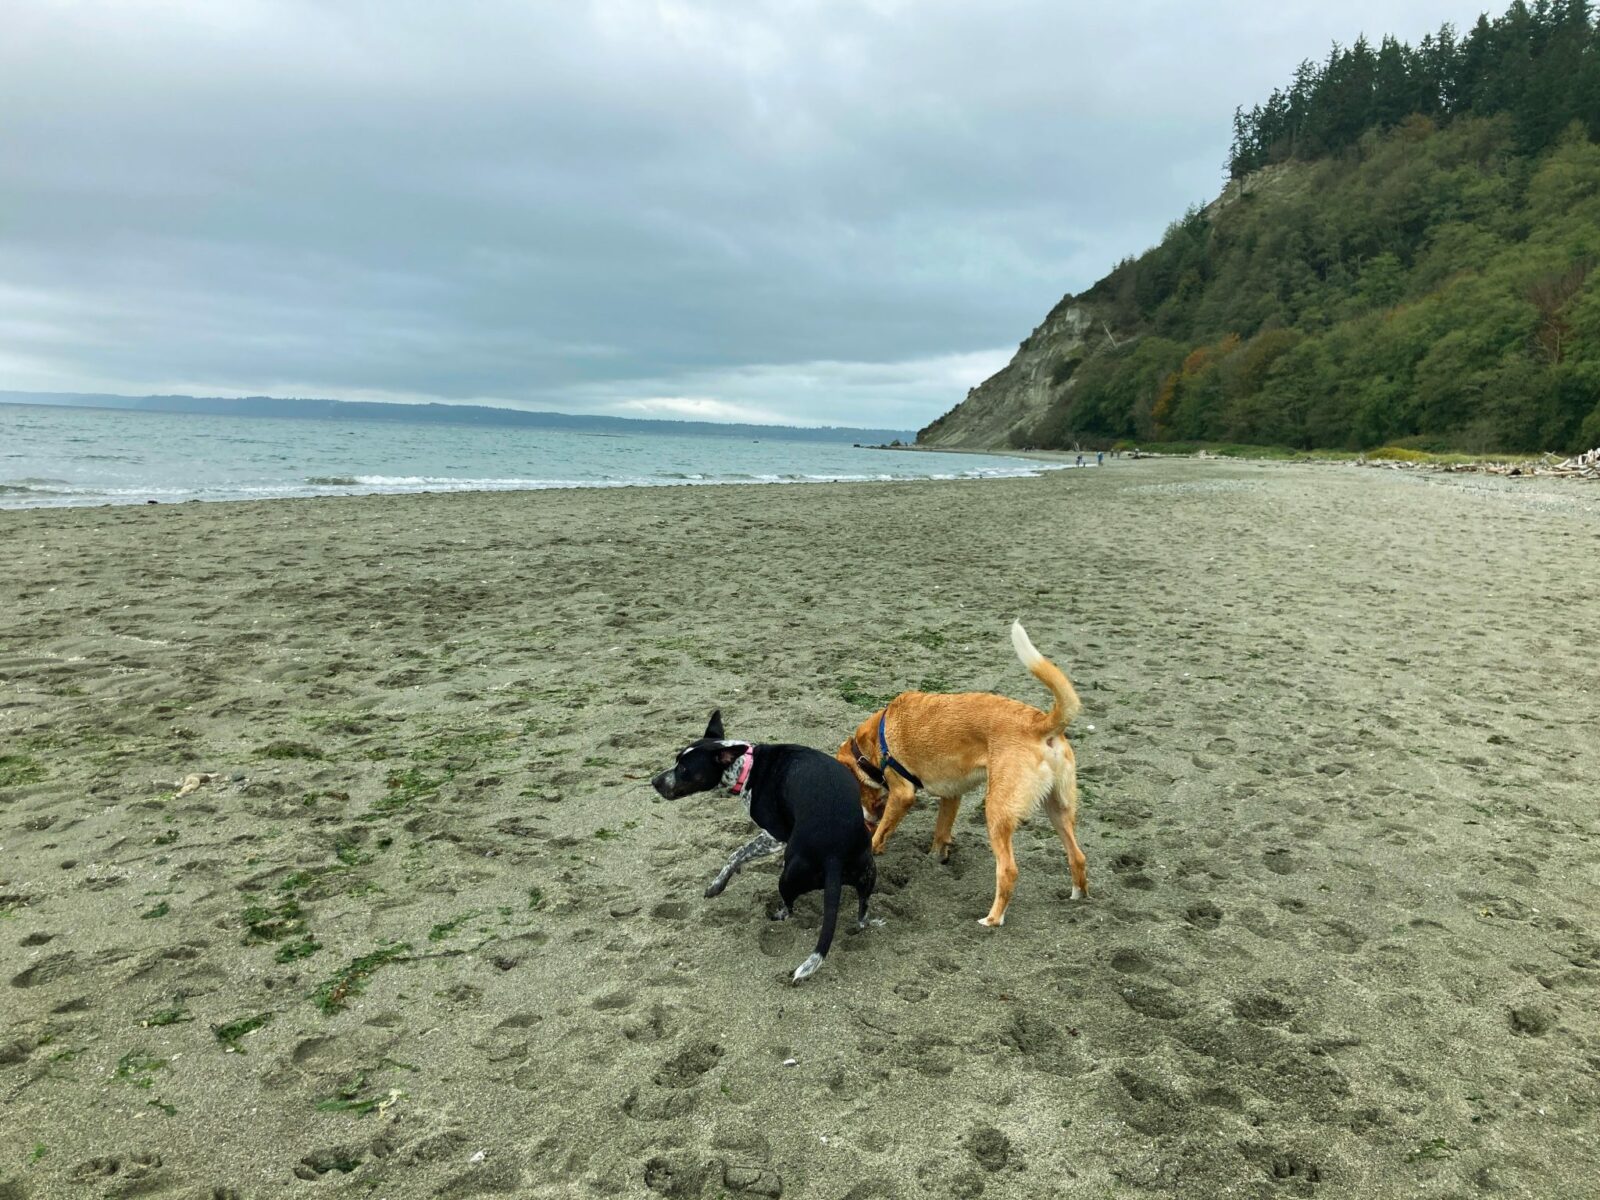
978;915;1004;927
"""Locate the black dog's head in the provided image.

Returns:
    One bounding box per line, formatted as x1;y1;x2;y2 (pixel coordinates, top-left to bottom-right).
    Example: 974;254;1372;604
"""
651;709;751;800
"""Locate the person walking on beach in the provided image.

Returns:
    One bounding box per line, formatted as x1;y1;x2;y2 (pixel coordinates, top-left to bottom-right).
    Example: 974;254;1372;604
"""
1096;451;1104;466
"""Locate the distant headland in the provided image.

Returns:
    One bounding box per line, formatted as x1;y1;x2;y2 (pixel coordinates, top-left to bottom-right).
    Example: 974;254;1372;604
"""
0;391;914;446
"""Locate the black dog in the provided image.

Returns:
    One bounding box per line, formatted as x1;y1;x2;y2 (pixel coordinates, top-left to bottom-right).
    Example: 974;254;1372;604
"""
651;710;877;984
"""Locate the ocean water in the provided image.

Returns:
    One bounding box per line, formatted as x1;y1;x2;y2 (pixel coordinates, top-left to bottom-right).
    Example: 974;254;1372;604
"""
0;403;1055;509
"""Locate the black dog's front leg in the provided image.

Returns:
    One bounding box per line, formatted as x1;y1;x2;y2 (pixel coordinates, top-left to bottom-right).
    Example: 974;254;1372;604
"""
705;831;782;897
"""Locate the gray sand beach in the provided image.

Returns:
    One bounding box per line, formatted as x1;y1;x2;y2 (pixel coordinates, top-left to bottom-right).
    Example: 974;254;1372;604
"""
3;459;1598;1198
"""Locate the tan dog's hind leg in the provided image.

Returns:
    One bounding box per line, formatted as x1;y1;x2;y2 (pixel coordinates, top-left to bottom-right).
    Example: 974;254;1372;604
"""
869;777;918;855
930;795;961;862
1044;767;1089;900
978;765;1028;926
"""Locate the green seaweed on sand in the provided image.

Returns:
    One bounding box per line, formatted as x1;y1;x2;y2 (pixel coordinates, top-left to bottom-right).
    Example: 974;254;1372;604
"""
314;1091;395;1115
427;911;481;942
275;935;323;962
0;754;46;787
371;767;445;815
311;943;413;1014
139;900;171;920
112;1051;169;1088
214;1011;274;1052
241;896;306;944
412;724;517;763
838;677;895;709
334;836;374;867
140;1008;192;1028
1405;1138;1462;1163
299;711;374;736
314;1064;413;1115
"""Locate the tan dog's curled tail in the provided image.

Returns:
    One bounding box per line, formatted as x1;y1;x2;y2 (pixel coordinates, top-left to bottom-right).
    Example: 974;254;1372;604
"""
1010;620;1081;734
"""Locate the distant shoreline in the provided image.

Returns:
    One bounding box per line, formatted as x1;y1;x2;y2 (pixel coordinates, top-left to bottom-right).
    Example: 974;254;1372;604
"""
871;442;1096;465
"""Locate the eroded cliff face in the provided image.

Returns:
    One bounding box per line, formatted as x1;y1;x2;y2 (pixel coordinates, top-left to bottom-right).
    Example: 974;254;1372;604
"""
917;299;1098;448
916;166;1294;451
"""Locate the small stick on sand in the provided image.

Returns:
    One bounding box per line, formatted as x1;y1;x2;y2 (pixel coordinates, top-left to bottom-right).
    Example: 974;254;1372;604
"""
174;772;221;798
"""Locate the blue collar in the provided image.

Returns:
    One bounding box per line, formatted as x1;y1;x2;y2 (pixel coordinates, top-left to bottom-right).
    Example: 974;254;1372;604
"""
876;713;925;791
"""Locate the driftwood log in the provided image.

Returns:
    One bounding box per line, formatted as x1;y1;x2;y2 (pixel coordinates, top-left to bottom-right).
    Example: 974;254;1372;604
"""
1355;447;1600;480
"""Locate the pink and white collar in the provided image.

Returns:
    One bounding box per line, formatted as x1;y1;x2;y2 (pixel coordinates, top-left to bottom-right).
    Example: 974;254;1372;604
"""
726;745;755;796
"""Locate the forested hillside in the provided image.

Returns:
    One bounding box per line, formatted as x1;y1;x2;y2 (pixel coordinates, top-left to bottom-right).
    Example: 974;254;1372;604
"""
922;0;1600;454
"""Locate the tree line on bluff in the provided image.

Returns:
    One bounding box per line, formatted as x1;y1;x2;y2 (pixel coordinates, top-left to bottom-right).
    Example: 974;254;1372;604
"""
1011;0;1600;455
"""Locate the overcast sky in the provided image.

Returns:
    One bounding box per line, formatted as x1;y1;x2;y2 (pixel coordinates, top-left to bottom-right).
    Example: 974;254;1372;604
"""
2;1;1489;428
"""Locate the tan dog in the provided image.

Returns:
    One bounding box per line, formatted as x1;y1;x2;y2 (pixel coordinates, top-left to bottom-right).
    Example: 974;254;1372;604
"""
836;621;1086;926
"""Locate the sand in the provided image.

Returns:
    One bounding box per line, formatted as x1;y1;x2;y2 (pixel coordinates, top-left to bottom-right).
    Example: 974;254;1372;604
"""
2;459;1598;1199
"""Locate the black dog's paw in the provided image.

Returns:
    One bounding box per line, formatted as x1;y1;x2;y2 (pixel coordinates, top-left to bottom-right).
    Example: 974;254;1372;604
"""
769;904;790;921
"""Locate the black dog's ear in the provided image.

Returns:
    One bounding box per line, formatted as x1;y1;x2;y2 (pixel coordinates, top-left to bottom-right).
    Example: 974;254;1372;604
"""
716;743;747;767
704;709;724;740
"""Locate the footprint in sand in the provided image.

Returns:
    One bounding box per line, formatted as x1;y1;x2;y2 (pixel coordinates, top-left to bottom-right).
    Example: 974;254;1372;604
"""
644;1153;710;1196
1118;983;1184;1020
1239;1144;1323;1191
291;1036;337;1066
1232;994;1296;1024
476;1013;542;1064
69;1152;162;1182
964;1124;1013;1172
402;1128;470;1166
624;1086;699;1121
1262;849;1295;875
1110;948;1154;974
293;1147;365;1180
653;1040;723;1088
1316;919;1366;954
11;951;79;988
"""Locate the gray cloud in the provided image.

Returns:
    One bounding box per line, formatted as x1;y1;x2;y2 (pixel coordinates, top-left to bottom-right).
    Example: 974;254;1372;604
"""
1;0;1485;426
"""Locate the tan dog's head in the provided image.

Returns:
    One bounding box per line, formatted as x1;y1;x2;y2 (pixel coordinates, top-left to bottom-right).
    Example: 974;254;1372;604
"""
835;710;889;829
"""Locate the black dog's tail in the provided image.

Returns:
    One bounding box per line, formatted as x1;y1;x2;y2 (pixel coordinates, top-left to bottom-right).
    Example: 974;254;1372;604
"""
792;860;843;985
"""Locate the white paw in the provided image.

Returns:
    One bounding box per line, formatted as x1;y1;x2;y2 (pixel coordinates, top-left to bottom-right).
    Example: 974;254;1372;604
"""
1070;886;1086;901
978;915;1004;927
771;905;790;921
791;953;823;984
